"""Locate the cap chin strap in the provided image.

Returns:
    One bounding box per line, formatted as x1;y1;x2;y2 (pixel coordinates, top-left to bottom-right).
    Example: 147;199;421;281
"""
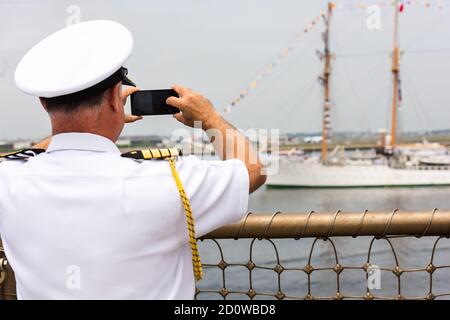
121;148;203;281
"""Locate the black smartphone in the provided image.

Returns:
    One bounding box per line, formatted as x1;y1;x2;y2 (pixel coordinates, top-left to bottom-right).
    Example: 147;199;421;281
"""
130;89;179;116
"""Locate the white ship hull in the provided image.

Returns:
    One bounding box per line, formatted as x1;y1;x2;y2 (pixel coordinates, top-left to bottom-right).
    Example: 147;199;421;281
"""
267;162;450;188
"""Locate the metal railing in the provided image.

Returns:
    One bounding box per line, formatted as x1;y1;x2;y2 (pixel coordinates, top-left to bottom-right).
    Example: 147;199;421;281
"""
197;210;450;300
2;210;450;300
0;248;15;300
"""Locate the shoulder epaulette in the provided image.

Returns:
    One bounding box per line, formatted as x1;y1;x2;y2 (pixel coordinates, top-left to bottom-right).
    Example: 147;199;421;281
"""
121;148;181;160
0;148;46;160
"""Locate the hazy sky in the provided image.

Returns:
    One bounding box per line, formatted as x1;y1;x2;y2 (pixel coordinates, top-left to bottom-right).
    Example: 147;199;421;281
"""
1;0;450;140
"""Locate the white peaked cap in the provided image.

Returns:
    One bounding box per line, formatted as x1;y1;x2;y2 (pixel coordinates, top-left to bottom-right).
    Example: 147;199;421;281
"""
15;20;133;98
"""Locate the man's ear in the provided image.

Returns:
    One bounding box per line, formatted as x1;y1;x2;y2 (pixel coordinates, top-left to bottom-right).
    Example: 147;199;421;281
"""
108;82;122;113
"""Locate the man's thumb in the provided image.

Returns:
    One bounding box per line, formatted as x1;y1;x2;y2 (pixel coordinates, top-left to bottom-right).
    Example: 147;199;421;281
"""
173;112;190;126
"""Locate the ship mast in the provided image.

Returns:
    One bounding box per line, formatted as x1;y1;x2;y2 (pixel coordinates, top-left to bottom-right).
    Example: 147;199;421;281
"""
321;2;333;164
390;0;400;148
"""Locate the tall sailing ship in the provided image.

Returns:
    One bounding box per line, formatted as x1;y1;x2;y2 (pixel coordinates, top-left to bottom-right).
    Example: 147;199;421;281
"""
267;1;450;188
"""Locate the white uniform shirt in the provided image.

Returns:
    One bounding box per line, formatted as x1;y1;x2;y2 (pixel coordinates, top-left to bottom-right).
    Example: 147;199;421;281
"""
0;133;249;299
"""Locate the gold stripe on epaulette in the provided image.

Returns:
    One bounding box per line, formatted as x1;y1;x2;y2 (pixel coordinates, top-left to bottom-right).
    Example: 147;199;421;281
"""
142;150;152;159
160;149;170;158
168;148;180;157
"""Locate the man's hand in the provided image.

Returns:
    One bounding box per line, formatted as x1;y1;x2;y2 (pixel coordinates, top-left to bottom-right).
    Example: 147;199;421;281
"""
122;86;143;124
166;85;220;129
125;114;143;123
166;84;266;193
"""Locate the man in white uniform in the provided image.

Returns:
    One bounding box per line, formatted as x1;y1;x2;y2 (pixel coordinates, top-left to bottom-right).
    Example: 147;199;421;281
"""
0;20;266;299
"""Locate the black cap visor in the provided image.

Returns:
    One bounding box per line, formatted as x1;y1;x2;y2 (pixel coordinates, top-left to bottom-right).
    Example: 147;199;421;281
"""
46;66;136;101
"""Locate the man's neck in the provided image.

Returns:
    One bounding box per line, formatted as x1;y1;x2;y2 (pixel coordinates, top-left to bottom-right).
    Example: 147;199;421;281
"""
52;128;116;143
50;112;117;143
